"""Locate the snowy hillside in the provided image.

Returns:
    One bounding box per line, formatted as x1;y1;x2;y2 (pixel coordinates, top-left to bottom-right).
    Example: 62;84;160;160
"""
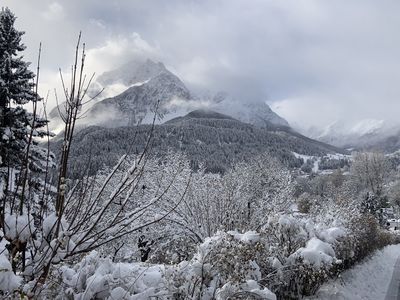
301;118;400;152
51;109;347;178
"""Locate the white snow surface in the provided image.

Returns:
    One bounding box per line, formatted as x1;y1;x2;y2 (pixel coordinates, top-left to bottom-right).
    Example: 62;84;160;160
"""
228;231;260;244
350;119;385;136
292;152;351;175
290;237;337;268
307;244;400;300
217;280;276;300
4;213;32;242
318;227;347;244
292;152;314;161
60;251;165;299
0;239;22;292
42;213;59;237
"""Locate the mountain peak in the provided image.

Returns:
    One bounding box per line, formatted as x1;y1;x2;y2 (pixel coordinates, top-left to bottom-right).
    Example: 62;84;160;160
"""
87;60;192;127
96;58;168;87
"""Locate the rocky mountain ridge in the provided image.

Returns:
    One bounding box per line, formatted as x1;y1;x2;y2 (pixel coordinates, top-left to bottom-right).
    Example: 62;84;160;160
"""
50;59;291;130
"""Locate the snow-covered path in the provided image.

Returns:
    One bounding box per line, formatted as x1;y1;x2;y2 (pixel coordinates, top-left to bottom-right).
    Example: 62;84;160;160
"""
385;256;400;300
307;244;400;300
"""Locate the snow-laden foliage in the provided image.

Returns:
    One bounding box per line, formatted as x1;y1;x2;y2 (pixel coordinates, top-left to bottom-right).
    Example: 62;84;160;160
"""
58;251;166;299
86;153;293;264
56;231;277;300
3;213;32;242
290;237;337;267
54;209;393;300
0;238;22;292
25;151;393;299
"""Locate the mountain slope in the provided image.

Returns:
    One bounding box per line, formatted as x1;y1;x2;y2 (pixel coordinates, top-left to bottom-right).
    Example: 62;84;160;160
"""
53;109;347;178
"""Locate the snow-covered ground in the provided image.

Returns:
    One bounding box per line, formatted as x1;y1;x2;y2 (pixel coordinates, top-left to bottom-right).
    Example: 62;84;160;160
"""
307;244;400;300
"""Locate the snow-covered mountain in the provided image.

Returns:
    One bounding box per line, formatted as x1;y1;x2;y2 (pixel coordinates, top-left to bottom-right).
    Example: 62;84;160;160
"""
57;59;291;130
87;61;192;126
48;59;192;132
300;118;400;152
209;92;290;128
53;58;400;153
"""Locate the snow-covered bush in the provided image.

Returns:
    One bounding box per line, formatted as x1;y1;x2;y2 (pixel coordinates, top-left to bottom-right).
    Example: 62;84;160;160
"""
258;216;342;299
58;251;166;299
163;216;349;300
297;193;313;213
9;206;391;299
150;154;293;259
0;238;22;295
166;231;274;299
348;214;394;263
101;153;295;266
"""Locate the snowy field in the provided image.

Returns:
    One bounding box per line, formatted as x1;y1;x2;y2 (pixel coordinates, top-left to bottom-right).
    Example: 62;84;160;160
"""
307;244;400;300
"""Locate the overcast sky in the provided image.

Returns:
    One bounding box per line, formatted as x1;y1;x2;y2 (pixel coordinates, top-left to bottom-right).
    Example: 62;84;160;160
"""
3;0;400;132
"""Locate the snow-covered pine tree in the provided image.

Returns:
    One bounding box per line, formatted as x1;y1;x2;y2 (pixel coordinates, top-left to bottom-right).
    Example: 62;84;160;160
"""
1;7;35;166
0;7;51;214
0;8;54;281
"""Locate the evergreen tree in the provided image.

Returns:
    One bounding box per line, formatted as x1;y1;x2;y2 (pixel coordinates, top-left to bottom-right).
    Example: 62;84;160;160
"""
0;7;51;213
0;7;35;167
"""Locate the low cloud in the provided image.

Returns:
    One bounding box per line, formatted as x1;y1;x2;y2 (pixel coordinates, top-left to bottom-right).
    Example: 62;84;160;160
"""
3;0;400;132
165;97;211;111
85;33;161;76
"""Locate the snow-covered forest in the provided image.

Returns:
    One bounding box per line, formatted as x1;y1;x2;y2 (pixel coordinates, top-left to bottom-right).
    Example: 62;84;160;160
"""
2;6;400;300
